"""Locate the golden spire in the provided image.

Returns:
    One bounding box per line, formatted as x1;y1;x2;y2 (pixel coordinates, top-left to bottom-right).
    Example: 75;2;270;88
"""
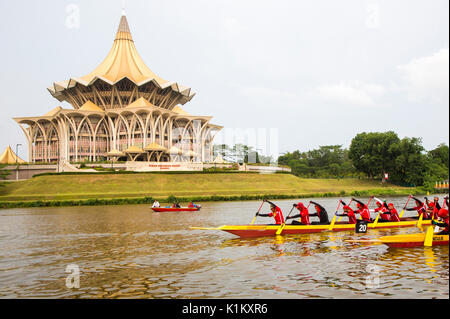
79;13;167;85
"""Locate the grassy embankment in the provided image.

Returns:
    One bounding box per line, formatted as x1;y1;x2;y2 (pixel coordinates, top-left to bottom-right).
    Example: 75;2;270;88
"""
0;172;419;208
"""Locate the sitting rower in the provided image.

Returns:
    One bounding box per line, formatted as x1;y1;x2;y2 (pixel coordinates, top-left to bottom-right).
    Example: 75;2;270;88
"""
425;197;441;220
309;201;330;225
188;201;197;208
256;203;285;225
353;198;372;222
286;202;310;225
432;208;449;235
152;200;160;208
172;202;181;208
387;203;400;222
374;200;390;222
406;198;429;219
335;203;357;224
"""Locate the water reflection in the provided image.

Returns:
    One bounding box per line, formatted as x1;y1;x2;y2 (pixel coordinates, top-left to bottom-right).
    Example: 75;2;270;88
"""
0;195;448;298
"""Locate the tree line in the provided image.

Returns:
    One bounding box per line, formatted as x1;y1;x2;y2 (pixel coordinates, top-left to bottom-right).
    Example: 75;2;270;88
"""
277;131;448;189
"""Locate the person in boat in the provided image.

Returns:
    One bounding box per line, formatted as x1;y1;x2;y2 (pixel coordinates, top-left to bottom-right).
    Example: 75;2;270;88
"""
172;202;181;208
374;199;390;222
406;198;429;219
432;208;449;235
188;201;197;208
152;200;160;208
387;203;401;222
335;203;357;224
425;197;441;219
286;202;310;225
353;198;372;222
256;203;285;225
309;201;330;225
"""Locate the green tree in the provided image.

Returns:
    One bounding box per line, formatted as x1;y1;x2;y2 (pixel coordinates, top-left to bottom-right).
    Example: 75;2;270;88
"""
428;143;449;167
422;143;449;190
389;137;427;186
349;131;400;179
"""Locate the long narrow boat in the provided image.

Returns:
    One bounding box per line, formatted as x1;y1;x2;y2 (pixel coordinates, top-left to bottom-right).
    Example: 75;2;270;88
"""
347;233;449;248
152;206;201;212
190;217;431;238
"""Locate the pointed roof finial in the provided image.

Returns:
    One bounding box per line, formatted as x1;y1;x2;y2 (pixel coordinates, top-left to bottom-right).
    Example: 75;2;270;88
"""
122;0;126;16
116;12;131;37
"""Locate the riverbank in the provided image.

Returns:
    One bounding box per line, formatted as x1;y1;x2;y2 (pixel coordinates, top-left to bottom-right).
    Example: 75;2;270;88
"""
0;172;420;208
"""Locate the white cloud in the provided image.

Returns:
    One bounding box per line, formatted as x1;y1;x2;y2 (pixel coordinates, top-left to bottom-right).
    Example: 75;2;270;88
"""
397;48;449;103
315;81;386;107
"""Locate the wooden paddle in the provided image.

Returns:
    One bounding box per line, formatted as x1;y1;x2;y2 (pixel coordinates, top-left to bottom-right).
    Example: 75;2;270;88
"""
275;205;296;235
337;199;353;222
251;200;266;225
372;213;381;228
424;222;435;247
371;198;387;228
416;213;424;228
329;200;343;231
399;195;412;218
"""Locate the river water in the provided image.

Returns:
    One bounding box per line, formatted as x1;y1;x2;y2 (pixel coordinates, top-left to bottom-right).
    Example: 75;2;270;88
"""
0;195;448;299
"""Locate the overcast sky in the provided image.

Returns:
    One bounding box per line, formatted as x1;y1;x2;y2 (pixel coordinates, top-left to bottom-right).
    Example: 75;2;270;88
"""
0;0;448;160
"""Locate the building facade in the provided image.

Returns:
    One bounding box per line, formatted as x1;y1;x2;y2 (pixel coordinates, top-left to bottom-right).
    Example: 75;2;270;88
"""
14;14;222;164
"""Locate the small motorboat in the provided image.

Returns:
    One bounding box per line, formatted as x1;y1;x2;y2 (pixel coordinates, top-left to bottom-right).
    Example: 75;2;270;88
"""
152;205;201;212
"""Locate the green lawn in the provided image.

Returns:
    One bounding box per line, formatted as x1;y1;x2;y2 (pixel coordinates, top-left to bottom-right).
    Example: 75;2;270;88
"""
0;173;412;202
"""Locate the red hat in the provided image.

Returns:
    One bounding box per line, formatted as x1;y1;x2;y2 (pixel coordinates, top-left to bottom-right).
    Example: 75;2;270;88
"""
297;203;305;210
428;202;435;207
343;205;350;210
438;208;449;219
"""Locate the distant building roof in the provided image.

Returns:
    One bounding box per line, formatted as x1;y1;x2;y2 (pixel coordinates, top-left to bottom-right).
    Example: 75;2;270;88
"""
0;146;25;164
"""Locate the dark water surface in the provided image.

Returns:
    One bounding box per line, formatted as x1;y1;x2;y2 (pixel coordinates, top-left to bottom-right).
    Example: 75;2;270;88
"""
0;195;448;298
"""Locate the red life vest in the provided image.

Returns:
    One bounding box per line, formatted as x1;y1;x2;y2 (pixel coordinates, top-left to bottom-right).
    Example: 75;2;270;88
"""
269;206;284;225
438;209;449;233
296;203;310;225
343;206;357;224
375;205;390;220
357;207;371;222
414;204;429;219
429;203;440;220
388;206;400;222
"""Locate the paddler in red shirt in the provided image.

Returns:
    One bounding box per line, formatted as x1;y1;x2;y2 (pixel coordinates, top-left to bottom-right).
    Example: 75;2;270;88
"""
353;198;372;222
425;197;441;219
432;208;449;235
188;201;197;208
374;200;390;222
286;202;310;225
406;198;429;219
257;203;285;225
335;203;357;224
387;203;401;222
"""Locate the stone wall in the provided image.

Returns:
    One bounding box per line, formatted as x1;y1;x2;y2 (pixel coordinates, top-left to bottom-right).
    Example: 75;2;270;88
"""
2;165;57;181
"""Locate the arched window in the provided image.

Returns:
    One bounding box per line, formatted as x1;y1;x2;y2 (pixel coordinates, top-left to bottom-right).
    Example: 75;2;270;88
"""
78;121;93;161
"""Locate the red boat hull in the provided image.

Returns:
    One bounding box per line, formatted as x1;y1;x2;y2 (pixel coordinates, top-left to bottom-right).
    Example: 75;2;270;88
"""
385;240;449;248
152;207;200;212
